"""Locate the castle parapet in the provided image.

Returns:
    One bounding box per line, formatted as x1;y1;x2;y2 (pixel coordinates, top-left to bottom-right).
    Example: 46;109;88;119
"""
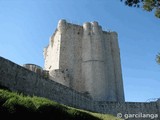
83;21;103;35
83;22;91;33
91;21;102;34
57;19;67;33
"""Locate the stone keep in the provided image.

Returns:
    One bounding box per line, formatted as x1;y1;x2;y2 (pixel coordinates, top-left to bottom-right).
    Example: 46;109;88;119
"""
43;19;125;102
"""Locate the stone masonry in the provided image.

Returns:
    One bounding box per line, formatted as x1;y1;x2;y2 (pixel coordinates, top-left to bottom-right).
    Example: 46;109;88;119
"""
0;20;159;120
0;56;159;120
43;20;125;102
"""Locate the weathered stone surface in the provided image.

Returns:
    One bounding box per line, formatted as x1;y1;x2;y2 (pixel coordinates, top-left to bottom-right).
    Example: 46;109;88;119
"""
44;20;125;102
0;56;159;120
0;56;93;110
0;20;159;119
23;64;43;75
49;69;70;87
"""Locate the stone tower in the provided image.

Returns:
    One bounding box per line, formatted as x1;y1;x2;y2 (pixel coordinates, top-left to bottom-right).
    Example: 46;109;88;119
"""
43;19;125;102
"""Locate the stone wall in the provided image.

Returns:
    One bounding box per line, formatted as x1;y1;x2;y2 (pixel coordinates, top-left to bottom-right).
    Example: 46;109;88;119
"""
0;56;93;111
43;19;125;102
95;101;159;119
0;56;159;120
49;69;70;87
23;63;43;75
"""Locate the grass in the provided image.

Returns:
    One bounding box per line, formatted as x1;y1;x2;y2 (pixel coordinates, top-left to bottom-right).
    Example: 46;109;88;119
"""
0;88;121;120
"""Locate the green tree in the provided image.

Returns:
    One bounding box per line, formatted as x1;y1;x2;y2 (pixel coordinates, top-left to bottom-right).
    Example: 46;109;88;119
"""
121;0;160;65
156;53;160;64
121;0;160;18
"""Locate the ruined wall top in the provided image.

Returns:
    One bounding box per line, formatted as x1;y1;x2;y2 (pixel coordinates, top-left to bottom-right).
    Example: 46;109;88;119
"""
56;19;116;35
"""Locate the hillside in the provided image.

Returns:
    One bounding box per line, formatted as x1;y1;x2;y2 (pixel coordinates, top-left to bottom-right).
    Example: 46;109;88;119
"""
0;88;120;120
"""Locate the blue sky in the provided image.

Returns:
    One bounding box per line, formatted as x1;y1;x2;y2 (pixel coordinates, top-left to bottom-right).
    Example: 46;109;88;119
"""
0;0;160;102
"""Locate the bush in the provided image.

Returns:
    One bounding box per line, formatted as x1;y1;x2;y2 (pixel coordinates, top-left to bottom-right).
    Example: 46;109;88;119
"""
0;88;119;120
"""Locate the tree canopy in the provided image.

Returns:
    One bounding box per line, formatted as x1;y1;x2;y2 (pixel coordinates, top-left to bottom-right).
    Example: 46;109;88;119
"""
156;53;160;64
121;0;160;18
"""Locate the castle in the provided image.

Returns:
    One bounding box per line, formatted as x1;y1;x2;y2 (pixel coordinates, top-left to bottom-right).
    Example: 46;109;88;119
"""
0;20;159;120
43;19;124;102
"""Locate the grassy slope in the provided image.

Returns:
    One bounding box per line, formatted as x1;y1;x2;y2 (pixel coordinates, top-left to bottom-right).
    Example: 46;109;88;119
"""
0;89;120;120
